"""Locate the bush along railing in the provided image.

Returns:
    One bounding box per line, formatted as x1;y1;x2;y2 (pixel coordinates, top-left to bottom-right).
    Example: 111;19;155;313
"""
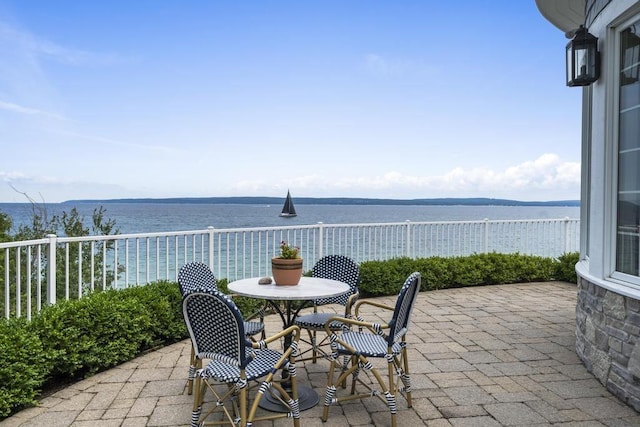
0;252;579;419
0;218;580;319
0;280;186;418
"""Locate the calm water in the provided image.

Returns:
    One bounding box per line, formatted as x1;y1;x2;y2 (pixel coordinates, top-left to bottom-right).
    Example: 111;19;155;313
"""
0;202;581;235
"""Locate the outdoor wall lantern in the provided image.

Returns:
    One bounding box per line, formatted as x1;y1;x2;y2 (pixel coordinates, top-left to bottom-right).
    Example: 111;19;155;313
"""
566;25;600;87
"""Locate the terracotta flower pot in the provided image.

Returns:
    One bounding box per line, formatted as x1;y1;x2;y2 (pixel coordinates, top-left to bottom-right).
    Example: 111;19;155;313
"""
271;257;303;286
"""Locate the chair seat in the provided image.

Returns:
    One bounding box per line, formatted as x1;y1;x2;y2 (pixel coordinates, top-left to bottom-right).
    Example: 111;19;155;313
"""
335;331;403;357
200;348;284;383
294;312;345;331
244;321;264;336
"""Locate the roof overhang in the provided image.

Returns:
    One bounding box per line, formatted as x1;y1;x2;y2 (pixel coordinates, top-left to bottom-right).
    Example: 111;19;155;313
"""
535;0;586;33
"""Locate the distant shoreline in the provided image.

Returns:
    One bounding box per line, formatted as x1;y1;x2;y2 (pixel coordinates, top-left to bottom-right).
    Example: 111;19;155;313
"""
62;196;580;207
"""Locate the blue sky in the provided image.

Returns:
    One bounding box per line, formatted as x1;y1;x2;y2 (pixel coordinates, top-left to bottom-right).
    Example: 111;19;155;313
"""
0;1;580;203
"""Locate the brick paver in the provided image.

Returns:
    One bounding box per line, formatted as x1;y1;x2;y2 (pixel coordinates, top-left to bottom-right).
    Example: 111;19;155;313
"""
2;282;639;426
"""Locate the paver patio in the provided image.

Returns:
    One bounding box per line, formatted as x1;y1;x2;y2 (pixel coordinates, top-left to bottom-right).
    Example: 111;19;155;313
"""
2;282;639;427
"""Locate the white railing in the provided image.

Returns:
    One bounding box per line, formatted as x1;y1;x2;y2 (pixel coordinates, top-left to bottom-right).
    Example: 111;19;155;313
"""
1;217;579;319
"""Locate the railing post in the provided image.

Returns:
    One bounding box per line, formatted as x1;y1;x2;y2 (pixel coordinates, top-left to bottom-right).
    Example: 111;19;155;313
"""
406;220;411;258
484;219;489;254
4;252;9;318
207;226;215;269
47;234;57;306
317;222;324;260
564;217;570;254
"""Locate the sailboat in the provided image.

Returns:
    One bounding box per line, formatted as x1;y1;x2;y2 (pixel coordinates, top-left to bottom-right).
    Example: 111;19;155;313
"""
279;190;297;217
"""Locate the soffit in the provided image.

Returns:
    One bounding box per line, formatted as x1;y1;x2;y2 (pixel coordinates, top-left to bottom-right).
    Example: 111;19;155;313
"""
535;0;586;33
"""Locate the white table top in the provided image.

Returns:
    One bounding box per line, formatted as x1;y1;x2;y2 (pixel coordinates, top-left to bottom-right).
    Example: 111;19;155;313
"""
228;276;350;301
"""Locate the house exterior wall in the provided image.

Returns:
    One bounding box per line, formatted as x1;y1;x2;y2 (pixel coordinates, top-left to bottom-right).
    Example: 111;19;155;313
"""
586;0;612;27
576;276;640;410
537;0;640;412
579;0;640;412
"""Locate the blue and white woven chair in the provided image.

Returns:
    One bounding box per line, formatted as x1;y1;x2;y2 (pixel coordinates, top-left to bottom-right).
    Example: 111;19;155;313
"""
178;262;266;395
321;272;421;427
183;291;301;427
293;255;359;363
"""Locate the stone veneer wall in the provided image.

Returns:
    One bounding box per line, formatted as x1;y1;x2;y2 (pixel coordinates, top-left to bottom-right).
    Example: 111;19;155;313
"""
576;276;640;411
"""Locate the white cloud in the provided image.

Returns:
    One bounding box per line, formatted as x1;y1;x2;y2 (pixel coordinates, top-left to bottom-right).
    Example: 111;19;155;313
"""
1;171;79;187
0;154;581;203
0;173;133;203
229;154;581;201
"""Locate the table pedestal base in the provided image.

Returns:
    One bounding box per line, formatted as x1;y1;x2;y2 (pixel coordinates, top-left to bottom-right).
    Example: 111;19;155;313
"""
258;386;319;412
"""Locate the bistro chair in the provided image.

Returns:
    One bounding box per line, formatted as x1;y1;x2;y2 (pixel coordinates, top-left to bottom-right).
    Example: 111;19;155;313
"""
183;290;301;427
293;255;359;363
178;262;266;395
321;272;421;427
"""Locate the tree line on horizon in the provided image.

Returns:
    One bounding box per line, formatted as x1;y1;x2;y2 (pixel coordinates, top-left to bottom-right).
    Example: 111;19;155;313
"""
62;196;580;207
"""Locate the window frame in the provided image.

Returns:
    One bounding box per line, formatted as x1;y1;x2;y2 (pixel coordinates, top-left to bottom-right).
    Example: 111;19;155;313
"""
611;12;640;287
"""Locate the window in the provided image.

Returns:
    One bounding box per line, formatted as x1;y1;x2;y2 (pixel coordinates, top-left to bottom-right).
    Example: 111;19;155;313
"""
616;18;640;276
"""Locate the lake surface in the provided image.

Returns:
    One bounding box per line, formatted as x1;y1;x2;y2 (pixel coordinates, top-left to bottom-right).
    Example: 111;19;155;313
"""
0;202;581;235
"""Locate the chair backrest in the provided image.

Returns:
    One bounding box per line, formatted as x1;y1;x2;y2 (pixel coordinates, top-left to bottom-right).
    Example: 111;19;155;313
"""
312;255;360;306
178;262;217;296
182;290;250;368
387;272;421;346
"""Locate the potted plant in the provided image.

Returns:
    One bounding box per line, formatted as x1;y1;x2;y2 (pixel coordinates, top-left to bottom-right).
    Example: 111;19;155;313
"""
271;241;303;285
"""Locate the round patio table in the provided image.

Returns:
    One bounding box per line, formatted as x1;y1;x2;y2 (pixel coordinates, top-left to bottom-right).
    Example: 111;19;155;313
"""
227;276;350;412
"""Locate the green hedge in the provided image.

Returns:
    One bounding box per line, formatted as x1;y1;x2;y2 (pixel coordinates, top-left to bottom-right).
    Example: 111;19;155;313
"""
0;280;187;418
554;252;579;283
0;318;47;417
357;252;576;297
0;252;578;419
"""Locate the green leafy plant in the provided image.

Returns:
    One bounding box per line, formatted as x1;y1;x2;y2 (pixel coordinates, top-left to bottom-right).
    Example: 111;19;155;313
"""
276;241;300;259
0;201;121;317
554;252;579;283
357;252;573;297
0;318;46;417
116;281;186;345
31;291;153;380
54;207;121;293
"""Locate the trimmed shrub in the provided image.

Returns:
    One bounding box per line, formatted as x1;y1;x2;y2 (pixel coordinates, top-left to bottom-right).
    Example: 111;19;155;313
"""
0;280;182;419
358;252;566;296
31;290;153;380
0;318;46;417
118;281;186;344
413;257;454;290
514;254;556;282
555;252;579;283
357;259;406;297
449;255;487;286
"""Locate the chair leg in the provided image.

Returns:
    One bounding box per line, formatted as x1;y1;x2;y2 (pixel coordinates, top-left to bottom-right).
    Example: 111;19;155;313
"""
187;344;196;395
239;374;247;427
385;357;398;427
311;329;317;363
190;376;204;427
321;356;340;422
259;303;267;341
288;357;301;427
401;347;412;408
350;355;358;395
340;354;351;389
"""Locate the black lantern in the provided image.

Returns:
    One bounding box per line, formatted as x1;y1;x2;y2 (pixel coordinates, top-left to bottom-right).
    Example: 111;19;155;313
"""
566;26;600;87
